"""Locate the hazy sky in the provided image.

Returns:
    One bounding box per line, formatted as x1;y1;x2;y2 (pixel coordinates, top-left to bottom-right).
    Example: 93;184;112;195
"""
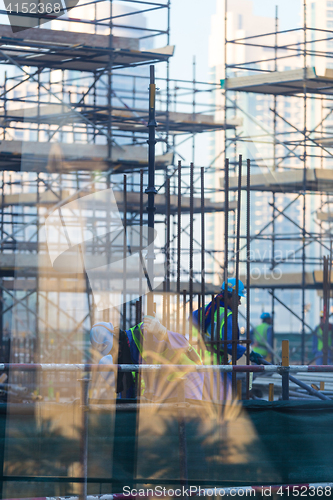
168;0;302;84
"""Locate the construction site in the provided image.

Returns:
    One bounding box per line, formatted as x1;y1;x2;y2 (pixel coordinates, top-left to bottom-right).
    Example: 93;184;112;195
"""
0;0;333;498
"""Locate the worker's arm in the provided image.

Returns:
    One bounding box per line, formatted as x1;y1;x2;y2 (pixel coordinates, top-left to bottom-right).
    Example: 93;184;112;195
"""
223;314;246;359
267;325;273;348
312;327;318;354
192;308;199;328
250;327;259;348
167;330;202;364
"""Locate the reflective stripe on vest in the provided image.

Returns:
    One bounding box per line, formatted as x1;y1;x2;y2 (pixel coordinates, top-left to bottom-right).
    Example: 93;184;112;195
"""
130;322;200;382
253;323;269;357
194;306;232;363
315;326;332;352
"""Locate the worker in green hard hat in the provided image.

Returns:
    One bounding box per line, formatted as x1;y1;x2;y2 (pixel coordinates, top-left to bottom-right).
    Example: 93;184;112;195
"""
250;312;273;362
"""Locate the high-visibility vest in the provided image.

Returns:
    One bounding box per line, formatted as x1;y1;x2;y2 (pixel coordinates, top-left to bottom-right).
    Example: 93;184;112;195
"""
129;323;201;383
252;323;269;358
194;306;232;364
314;325;333;352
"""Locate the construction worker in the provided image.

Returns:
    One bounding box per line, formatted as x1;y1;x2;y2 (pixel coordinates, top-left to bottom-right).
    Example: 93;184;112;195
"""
90;317;203;401
90;322;135;397
192;278;247;399
250;312;273;361
127;315;203;401
312;311;333;365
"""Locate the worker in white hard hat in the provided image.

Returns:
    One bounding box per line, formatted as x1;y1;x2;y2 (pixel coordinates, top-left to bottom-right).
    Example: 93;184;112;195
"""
90;321;135;397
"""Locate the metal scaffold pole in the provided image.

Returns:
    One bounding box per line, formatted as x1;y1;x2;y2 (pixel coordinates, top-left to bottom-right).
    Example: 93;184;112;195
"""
146;65;157;316
301;0;307;365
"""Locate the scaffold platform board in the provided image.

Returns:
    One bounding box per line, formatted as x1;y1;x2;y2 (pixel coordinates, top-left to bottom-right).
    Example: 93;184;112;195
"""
0;187;234;214
224;67;333;96
317;211;333;222
0;104;242;133
241;270;333;289
315;136;333;147
0;140;173;172
0;24;174;70
226;168;333;193
0;277;220;294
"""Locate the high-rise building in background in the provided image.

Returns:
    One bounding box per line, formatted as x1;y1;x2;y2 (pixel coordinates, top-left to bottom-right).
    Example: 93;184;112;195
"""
208;0;333;340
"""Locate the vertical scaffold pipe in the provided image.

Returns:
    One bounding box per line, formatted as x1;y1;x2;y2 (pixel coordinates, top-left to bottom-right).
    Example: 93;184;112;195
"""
166;176;171;330
246;158;251;399
146;65;157;316
201;167;205;347
223;158;229;398
139;170;144;308
323;256;329;365
281;340;290;401
182;290;186;337
216;295;221;399
301;0;307;365
232;155;242;397
123;175;127;329
210;294;215;398
80;376;89;500
177;162;181;332
189;162;194;342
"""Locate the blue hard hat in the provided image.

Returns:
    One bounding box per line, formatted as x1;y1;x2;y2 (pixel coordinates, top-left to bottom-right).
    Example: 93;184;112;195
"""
260;312;271;320
221;278;246;297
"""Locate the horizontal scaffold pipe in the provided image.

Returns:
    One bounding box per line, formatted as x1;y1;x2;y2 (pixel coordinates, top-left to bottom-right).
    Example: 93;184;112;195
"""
1;363;333;373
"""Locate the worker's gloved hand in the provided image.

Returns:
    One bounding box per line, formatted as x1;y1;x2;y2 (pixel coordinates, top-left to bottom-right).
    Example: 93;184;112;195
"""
249;350;263;365
186;346;202;365
143;315;167;341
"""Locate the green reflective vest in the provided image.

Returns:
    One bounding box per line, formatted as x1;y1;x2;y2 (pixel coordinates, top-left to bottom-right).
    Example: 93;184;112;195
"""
253;323;269;357
315;325;332;352
193;307;232;364
130;323;201;384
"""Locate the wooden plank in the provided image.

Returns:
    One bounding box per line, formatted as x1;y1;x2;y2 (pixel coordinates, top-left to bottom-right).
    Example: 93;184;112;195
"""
0;140;174;172
0;190;71;206
225;67;333;96
226;169;333;193
0;24;139;50
240;271;315;288
0;105;242;131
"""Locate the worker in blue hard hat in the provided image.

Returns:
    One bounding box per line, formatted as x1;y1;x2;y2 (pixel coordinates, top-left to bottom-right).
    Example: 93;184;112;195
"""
250;312;273;361
192;277;246;399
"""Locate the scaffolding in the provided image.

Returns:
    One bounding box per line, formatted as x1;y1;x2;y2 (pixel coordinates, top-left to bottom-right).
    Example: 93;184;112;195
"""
0;0;240;371
221;0;333;363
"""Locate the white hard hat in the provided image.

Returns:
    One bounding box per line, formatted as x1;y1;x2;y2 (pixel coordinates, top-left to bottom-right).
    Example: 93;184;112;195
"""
99;354;115;387
90;322;114;356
